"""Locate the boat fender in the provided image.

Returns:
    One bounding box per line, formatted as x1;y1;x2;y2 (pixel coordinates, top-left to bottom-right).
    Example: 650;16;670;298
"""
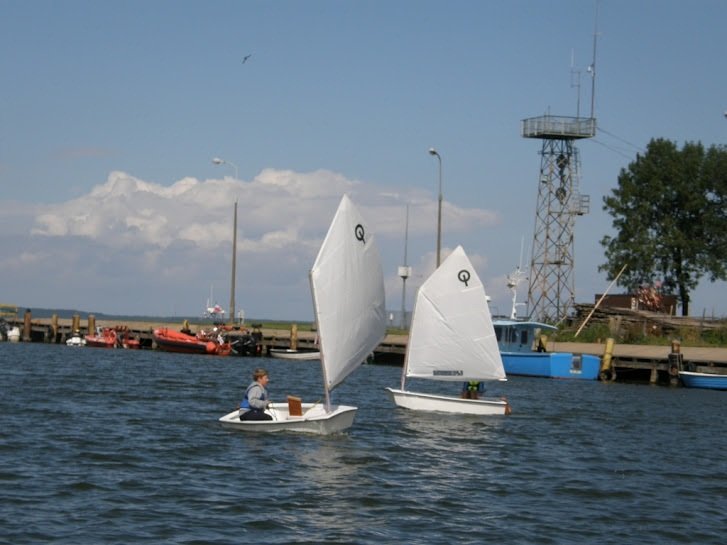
502;397;512;416
205;341;217;354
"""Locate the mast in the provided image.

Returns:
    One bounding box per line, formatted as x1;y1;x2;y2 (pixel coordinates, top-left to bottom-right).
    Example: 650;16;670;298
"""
309;264;332;413
229;200;238;325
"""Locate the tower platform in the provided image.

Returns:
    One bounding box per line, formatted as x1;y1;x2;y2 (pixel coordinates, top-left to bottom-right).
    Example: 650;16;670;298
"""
522;115;596;140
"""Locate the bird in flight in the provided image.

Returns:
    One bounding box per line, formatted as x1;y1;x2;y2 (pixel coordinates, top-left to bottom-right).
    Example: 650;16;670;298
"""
242;54;252;64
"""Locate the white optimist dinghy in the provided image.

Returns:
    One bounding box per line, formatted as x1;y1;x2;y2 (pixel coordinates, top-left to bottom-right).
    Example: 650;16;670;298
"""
219;194;387;434
386;245;512;416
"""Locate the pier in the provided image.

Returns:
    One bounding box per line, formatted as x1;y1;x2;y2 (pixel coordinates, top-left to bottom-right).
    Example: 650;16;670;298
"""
3;311;727;386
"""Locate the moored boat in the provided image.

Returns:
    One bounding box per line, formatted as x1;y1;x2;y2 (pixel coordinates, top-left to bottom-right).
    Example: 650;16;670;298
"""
228;327;262;357
678;370;727;390
494;319;601;380
85;327;118;348
269;348;320;361
6;326;20;343
153;327;232;356
66;331;86;347
492;264;601;380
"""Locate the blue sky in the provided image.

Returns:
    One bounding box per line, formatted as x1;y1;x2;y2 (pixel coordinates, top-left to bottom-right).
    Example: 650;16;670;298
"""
1;0;726;321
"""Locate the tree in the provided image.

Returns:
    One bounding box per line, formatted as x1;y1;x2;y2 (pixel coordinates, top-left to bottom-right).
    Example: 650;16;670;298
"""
599;138;727;316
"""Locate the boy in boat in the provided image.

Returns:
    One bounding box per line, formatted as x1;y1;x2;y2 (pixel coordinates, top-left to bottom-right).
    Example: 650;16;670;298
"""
239;367;273;421
461;381;484;399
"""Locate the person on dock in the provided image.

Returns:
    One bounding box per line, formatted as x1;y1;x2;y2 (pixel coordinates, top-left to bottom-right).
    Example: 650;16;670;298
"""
239;367;273;421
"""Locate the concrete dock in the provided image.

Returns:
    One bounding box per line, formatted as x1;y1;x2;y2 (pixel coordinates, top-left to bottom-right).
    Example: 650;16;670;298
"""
4;313;727;386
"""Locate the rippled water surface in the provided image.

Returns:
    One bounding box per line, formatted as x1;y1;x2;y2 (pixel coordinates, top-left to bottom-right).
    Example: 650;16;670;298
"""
1;343;725;544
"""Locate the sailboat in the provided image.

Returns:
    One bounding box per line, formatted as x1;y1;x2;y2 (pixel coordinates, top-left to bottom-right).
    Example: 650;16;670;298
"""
386;245;511;416
219;194;387;433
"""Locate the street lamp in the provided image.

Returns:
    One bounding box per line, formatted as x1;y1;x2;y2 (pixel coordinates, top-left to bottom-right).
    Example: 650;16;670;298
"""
212;157;238;180
428;147;443;267
212;157;239;325
398;204;412;329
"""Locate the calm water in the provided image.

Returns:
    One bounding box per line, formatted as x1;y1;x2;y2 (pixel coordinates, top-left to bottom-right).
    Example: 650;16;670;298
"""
0;343;724;544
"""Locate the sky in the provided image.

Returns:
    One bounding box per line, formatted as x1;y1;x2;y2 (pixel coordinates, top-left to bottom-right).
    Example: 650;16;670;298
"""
1;0;726;322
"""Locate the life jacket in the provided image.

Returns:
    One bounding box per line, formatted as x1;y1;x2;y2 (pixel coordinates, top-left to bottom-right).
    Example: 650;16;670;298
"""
240;382;268;410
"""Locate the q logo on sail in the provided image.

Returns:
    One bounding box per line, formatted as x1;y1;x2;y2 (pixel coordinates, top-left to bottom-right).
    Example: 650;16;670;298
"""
458;269;471;287
354;224;366;244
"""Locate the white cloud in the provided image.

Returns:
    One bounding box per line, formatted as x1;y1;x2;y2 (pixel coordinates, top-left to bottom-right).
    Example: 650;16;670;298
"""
3;168;509;318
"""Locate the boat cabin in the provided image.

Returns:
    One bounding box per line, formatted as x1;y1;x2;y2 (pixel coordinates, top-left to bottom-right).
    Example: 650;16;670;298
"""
493;319;557;353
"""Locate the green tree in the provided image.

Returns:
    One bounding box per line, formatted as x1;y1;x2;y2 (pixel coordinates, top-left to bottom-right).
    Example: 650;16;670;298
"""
600;138;727;316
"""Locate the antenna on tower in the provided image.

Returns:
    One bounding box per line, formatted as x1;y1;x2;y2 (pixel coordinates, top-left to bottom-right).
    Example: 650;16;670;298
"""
588;0;600;120
570;48;582;118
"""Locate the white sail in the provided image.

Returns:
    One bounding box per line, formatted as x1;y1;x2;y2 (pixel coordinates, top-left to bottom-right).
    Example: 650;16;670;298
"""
310;194;387;391
403;245;505;382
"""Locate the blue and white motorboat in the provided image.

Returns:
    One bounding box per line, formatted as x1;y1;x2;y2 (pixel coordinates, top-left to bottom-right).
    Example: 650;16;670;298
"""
678;370;727;390
492;263;601;380
493;318;601;380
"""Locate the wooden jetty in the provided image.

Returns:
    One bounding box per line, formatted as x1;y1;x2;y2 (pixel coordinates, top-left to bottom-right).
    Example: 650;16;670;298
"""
3;310;727;386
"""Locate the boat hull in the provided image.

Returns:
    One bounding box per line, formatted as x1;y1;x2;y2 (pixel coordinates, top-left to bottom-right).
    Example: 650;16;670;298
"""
218;403;357;434
678;371;727;390
386;388;511;415
502;352;600;380
85;336;116;348
65;336;86;347
153;328;231;356
269;349;320;361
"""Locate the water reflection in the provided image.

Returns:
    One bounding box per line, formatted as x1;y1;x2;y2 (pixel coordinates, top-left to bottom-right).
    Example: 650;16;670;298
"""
282;435;379;539
394;409;505;455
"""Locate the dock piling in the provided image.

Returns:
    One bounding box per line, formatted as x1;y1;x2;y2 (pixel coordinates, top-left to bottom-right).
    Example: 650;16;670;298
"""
22;310;32;342
599;337;616;381
290;323;298;351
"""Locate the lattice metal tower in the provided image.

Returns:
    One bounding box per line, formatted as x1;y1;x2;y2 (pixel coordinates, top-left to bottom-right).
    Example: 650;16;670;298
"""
522;117;594;323
520;2;601;324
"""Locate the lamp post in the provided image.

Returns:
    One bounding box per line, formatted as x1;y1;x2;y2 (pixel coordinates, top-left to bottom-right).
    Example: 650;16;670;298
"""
428;147;443;267
398;204;412;329
212;157;238;180
212;157;239;325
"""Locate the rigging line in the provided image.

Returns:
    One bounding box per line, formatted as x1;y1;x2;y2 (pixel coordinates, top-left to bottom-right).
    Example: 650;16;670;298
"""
589;138;637;161
597;126;646;153
591;137;637;157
